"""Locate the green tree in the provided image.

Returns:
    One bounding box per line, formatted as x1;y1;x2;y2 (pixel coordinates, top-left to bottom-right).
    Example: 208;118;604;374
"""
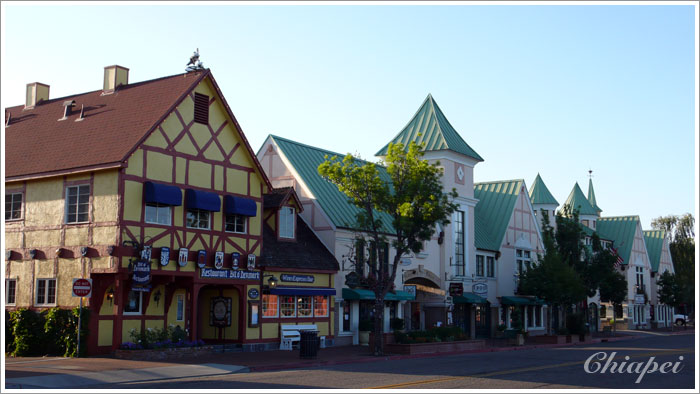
652;214;695;314
598;264;627;336
319;141;457;356
657;271;684;330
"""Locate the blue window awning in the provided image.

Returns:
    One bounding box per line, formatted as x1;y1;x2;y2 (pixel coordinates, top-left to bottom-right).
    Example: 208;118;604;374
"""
224;195;257;217
185;189;221;212
144;182;182;206
270;287;336;296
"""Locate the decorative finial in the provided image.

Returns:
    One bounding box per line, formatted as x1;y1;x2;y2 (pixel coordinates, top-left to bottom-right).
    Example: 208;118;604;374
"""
186;48;204;72
588;169;593;179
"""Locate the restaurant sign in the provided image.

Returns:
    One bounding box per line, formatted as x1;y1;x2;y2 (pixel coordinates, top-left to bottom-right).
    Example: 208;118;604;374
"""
201;268;260;281
280;274;314;283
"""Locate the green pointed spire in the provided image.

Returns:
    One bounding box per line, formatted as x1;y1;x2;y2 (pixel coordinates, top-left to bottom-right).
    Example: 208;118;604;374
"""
562;182;598;216
375;94;483;161
529;173;558;205
587;178;602;213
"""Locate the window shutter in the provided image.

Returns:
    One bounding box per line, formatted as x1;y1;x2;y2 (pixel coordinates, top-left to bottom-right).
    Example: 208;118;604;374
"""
194;93;209;124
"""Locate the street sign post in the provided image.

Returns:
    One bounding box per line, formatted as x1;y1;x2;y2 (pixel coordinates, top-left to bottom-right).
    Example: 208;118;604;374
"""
72;278;92;358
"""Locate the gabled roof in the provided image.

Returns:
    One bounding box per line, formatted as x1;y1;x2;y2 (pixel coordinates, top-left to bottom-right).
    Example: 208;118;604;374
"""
596;216;641;265
587;179;602;213
562;182;598;216
474;179;524;251
5;71;208;180
643;230;666;272
266;135;395;234
375;94;483;162
263;186;303;212
262;216;339;271
529;173;558;206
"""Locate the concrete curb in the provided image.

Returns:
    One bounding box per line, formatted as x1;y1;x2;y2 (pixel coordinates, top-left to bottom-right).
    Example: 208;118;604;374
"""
249;335;642;372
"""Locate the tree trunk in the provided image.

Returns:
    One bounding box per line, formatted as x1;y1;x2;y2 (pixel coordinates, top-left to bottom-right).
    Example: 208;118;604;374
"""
374;298;385;356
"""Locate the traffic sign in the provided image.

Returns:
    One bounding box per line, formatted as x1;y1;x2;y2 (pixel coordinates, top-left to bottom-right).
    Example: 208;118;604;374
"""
72;278;93;298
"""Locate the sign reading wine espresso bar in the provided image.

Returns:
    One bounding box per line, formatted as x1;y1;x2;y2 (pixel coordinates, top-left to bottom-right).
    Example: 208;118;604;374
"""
280;274;315;283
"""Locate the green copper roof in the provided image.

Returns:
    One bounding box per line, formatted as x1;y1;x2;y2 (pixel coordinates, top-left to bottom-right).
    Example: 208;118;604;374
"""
474;179;524;251
375;94;483;162
268;135;395;234
587;179;602;213
643;230;666;272
529;173;558;206
562;182;598;216
596;216;641;265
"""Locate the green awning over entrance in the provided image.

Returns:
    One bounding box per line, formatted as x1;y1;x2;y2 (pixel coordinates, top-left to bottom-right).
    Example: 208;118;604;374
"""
453;293;488;304
342;288;415;301
500;296;545;306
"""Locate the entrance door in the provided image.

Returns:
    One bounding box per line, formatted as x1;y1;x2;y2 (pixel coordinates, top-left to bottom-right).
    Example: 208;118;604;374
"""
475;304;490;338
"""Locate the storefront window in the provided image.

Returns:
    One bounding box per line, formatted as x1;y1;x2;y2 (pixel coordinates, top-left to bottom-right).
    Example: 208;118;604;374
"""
124;290;142;314
314;296;328;317
280;295;296;317
297;296;312;317
536;305;542;327
262;294;279;317
341;301;351;331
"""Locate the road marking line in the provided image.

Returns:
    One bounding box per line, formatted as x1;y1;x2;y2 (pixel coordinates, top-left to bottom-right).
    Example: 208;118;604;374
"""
366;348;693;389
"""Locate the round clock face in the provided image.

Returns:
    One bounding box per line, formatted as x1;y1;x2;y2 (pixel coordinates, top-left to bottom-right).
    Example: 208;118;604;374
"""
457;166;464;181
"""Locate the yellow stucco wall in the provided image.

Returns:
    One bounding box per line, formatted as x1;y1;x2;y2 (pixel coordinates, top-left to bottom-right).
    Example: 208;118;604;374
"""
166;289;187;329
122;319;141;343
98;320;114;346
198;288;240;340
262;322;279;339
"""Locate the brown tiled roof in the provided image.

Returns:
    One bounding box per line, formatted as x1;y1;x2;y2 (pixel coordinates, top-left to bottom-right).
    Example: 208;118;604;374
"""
262;217;339;272
4;71;207;180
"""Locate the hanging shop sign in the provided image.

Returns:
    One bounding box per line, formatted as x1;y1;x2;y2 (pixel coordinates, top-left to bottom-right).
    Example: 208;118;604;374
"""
178;248;188;267
160;247;170;266
215;251;224;270
248;288;259;299
403;285;417;298
232;252;240;270
634;294;645;305
141;245;152;261
200;268;261;281
449;282;464;297
132;259;151;290
280;274;314;283
210;296;232;327
197;250;207;268
247;254;256;270
399;258;412;267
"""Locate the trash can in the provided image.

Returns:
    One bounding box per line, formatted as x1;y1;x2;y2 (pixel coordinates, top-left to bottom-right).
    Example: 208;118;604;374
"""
299;330;319;359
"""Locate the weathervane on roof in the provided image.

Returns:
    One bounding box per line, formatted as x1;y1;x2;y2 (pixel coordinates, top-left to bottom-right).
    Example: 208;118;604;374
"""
186;48;204;72
588;168;594;179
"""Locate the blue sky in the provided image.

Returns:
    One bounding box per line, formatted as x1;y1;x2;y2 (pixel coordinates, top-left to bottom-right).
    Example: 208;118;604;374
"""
2;3;696;229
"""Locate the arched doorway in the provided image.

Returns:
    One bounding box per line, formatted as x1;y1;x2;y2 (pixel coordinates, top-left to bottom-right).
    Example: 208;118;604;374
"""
197;285;241;344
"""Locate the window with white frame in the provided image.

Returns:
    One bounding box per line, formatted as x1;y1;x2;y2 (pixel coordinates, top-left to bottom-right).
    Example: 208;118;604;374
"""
6;279;17;305
65;185;90;223
476;255;484;277
454;210;465;276
176;294;184;321
314;296;329;317
186;208;211;229
123;290;142;314
145;203;172;225
35;278;56;306
297;296;313;317
635;266;644;292
280;295;296;317
516;249;531;277
262;294;279;318
279;207;295;238
5;193;22;220
536;305;542;327
225;214;247;234
486;256;495;278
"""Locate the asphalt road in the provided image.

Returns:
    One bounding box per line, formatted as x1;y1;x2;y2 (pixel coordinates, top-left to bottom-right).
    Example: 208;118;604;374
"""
88;332;695;390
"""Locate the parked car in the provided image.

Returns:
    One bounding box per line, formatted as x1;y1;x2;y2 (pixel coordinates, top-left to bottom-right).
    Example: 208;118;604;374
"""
673;313;692;326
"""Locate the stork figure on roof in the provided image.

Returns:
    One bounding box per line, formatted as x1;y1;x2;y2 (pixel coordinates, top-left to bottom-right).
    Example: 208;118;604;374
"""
186;48;204;72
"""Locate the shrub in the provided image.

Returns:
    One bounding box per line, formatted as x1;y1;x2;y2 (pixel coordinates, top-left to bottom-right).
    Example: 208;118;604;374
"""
9;309;46;356
390;318;405;331
359;320;373;331
5;310;15;354
124;325;201;350
496;324;507;332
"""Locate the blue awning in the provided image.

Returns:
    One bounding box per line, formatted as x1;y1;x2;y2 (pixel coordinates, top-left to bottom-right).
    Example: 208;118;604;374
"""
224;195;257;217
144;182;182;206
185;189;221;212
270;287;336;296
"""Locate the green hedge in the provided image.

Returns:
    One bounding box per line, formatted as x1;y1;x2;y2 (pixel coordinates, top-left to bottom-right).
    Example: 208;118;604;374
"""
7;307;90;357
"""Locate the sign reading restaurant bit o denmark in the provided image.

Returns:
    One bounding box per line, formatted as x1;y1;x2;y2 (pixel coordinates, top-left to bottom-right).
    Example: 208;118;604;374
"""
72;278;93;297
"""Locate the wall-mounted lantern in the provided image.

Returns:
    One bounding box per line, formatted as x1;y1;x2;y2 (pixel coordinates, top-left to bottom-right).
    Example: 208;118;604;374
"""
29;249;38;259
55;248;63;258
106;288;115;306
107;245;115;256
154;289;162;307
80;247;89;257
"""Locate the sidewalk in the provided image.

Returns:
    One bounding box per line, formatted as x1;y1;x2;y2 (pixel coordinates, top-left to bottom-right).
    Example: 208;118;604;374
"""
5;330;689;389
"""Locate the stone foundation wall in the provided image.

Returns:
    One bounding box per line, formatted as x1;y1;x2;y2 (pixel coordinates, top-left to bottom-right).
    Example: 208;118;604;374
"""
385;339;486;355
114;345;216;361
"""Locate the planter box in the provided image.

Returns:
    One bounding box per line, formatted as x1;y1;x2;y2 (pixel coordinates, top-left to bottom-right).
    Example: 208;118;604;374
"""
114;345;215;361
385;339;486;355
533;335;568;345
566;335;580;344
579;333;592;343
368;332;395;350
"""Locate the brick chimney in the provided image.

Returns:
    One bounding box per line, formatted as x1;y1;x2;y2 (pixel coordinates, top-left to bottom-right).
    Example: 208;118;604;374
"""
103;65;129;93
25;82;50;109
